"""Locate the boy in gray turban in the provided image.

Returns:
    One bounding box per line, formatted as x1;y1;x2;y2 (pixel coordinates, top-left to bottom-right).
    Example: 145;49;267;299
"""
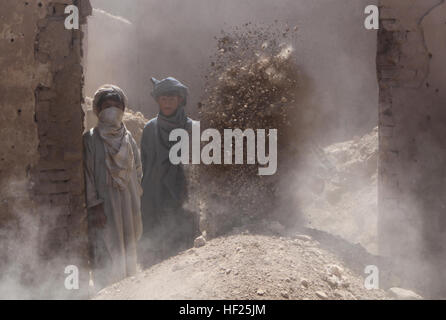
139;77;198;267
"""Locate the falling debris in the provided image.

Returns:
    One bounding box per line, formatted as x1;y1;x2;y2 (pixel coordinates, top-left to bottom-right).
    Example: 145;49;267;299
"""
193;23;302;238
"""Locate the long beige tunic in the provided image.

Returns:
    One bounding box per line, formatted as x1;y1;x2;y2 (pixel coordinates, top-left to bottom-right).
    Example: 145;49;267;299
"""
83;127;143;289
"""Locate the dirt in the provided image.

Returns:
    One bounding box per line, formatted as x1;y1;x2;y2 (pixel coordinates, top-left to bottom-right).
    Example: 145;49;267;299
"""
92;125;388;300
94;230;388;300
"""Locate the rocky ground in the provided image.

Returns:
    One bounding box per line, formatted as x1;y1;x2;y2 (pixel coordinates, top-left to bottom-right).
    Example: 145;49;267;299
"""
94;231;388;300
92;126;425;300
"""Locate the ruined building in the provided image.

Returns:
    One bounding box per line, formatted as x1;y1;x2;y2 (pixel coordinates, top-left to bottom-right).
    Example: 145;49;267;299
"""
1;0;446;299
0;0;92;299
377;0;446;297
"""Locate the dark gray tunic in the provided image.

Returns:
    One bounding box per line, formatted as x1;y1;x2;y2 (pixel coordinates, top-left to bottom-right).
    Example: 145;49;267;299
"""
140;117;195;258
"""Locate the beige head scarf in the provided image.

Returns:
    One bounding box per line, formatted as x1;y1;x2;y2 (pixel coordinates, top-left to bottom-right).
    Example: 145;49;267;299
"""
93;85;134;190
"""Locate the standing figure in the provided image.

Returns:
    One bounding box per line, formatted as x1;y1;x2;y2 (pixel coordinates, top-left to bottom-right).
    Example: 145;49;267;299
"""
83;84;143;291
140;77;198;267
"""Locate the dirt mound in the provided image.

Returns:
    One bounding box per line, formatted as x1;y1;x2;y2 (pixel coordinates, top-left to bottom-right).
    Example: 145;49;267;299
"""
82;97;148;146
94;232;388;300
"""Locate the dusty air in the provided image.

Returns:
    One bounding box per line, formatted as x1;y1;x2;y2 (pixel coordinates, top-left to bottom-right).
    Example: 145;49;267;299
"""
1;0;446;306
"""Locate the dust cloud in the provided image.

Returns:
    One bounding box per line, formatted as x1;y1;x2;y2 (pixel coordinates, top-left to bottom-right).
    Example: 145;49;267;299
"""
85;0;382;268
1;0;437;299
0;178;89;299
85;0;381;252
87;0;378;143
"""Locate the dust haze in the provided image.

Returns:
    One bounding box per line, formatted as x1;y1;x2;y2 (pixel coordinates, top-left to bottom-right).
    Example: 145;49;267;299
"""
2;0;443;300
87;0;378;144
84;0;390;296
85;0;382;251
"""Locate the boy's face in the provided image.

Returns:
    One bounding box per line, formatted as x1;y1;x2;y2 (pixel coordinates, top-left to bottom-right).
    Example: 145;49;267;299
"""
158;95;182;117
98;99;124;114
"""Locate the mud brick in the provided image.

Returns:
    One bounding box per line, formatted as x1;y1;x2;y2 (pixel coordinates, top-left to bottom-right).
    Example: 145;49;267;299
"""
37;89;57;101
48;3;69;17
380;125;394;138
70;195;86;212
64;150;83;162
35;181;70;195
36;160;67;171
50;194;70;206
39;170;70;182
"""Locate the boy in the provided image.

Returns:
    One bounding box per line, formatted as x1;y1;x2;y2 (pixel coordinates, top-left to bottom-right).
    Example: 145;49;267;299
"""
140;77;198;267
83;84;143;290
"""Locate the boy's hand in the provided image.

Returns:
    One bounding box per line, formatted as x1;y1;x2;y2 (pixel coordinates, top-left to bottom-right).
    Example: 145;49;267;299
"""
89;203;107;229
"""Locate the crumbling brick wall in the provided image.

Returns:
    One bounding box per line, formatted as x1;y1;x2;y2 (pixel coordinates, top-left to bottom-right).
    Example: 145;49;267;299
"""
377;0;446;297
0;0;91;299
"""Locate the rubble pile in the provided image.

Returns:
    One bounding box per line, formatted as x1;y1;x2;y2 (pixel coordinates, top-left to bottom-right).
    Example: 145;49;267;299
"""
95;233;390;300
193;24;301;237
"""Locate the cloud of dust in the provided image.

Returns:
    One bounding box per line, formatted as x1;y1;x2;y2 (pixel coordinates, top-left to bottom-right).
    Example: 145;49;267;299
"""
2;0;442;299
85;0;381;239
0;177;90;299
85;0;445;297
87;0;378;143
85;0;381;244
0;179;39;299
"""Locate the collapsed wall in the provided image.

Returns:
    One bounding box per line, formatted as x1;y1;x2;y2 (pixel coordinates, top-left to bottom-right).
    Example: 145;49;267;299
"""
377;0;446;298
0;0;91;299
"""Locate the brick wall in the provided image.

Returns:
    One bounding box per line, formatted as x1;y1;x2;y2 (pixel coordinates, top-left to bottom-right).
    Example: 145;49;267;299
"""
377;0;446;297
0;0;91;299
